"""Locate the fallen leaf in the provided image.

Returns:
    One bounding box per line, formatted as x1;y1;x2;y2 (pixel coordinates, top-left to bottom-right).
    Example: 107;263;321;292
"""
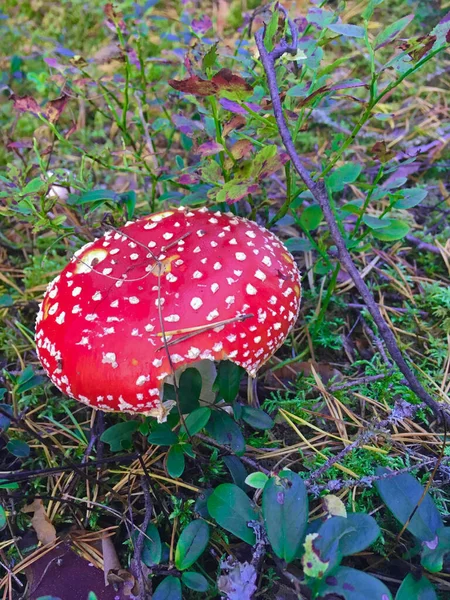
101;534;120;586
11;93;69;124
322;495;347;519
22;499;57;545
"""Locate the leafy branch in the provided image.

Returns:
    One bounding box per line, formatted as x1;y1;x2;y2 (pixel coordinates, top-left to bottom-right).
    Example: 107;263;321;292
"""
255;6;450;427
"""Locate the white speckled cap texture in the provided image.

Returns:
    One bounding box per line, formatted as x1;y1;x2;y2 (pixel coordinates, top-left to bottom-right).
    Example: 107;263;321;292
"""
35;207;301;421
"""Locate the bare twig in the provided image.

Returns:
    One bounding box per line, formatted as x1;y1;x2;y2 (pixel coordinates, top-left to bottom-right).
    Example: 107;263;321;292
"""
254;9;449;426
130;478;153;600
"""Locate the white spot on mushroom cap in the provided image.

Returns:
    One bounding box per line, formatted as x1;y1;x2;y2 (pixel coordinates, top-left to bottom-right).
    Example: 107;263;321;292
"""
165;314;180;322
92;291;102;301
136;375;150;386
163;232;174;240
213;262;222;270
246;284;257;295
206;309;219;321
130;253;139;260
129;297;139;304
102;268;113;276
262;256;272;267
211;283;219;293
102;352;118;368
55;312;65;325
190;297;203;310
235;252;246;261
72;287;82;297
255;270;266;281
187;347;201;359
48;302;59;315
193;271;203;279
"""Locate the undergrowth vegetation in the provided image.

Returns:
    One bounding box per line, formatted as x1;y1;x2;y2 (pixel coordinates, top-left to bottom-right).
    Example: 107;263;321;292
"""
0;0;449;598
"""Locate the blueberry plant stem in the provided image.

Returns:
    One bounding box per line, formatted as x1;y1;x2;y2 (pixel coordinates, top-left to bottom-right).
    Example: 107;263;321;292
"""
255;9;449;426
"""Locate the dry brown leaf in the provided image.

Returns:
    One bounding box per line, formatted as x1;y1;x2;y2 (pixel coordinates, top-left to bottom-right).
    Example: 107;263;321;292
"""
322;495;347;519
101;534;121;586
22;499;57;545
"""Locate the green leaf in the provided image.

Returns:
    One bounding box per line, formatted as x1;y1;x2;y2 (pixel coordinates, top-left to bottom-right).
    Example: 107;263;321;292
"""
316;566;392;599
6;439;30;458
166;445;185;478
328;23;365;38
213;360;245;403
142;523;162;567
284;237;313;252
245;472;269;489
68;189;120;205
421;526;450;573
205;411;245;455
148;423;178;446
100;421;139;452
362;215;393;229
395;188;428;209
262;470;308;563
153;576;182;600
207;483;258;545
375;468;443;542
0;295;14;307
180;407;211;436
372;219;410;241
300;205;323;231
311;514;380;576
264;9;279;52
395;573;437;600
223;456;249;490
181;571;209;592
87;593;98;600
22;177;44;195
119;190;136;219
327;163;362;192
0;404;13;433
202;43;218;71
175;520;210;570
178;368;202;413
36;597;63;600
339;513;380;555
16;366;46;394
375;14;414;50
241;406;274;430
0;506;6;530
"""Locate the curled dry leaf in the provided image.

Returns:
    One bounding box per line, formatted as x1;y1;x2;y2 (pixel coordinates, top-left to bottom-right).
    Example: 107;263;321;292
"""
169;68;253;98
11;93;69;124
322;495;347;519
102;534;137;596
22;499;57;545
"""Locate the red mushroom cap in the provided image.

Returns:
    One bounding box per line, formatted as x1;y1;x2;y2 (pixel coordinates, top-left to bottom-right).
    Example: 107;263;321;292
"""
35;207;301;421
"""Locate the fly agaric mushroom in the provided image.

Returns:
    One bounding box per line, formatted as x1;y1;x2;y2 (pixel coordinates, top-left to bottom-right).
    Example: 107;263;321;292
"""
35;207;301;421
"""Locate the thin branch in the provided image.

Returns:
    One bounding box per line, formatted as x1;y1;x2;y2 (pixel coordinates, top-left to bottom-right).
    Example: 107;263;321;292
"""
254;11;449;426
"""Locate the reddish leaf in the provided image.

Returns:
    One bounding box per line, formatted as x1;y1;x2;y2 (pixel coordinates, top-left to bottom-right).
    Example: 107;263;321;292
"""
45;94;69;124
212;68;253;95
169;69;252;98
197;140;223;157
11;93;69;123
223;115;246;137
169;75;217;97
11;95;42;117
231;140;253;160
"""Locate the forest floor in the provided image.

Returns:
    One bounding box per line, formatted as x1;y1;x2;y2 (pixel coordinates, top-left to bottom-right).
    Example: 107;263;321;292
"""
0;0;449;599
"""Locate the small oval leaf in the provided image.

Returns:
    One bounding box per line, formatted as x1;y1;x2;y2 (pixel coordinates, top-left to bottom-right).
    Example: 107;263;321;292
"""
207;483;258;545
175;520;210;570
